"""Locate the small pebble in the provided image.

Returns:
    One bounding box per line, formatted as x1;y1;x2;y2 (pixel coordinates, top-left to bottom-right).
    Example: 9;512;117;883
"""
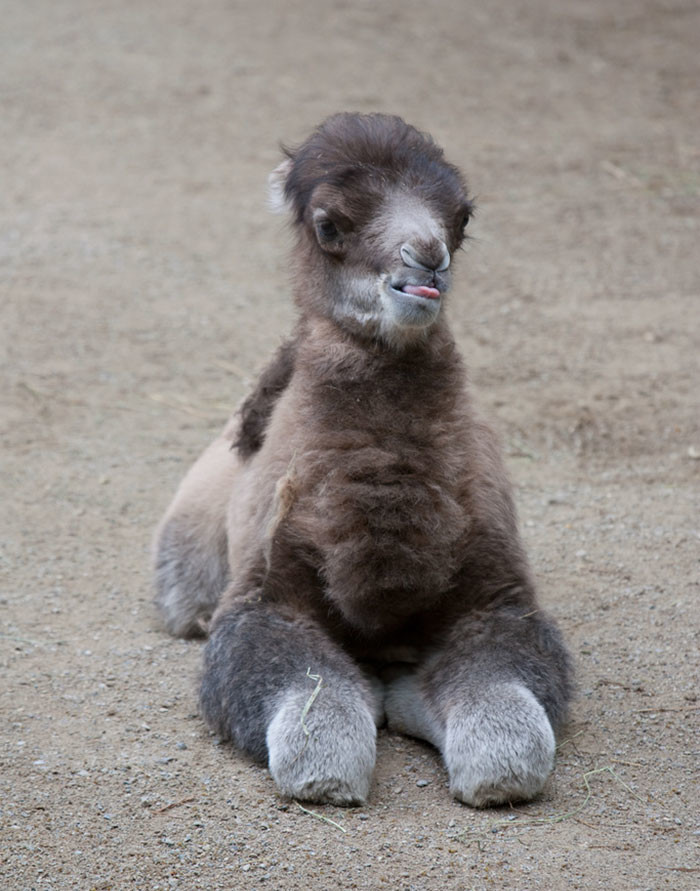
416;779;430;787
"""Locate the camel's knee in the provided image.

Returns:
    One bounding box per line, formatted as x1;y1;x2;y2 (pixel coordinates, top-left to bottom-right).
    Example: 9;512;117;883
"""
152;435;240;637
153;512;229;638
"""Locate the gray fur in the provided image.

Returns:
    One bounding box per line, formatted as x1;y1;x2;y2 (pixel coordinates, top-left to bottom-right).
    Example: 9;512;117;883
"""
267;684;376;805
198;602;378;805
153;514;227;637
383;667;444;748
443;683;556;807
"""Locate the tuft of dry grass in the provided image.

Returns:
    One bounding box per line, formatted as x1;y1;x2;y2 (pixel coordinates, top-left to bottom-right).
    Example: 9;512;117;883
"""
458;765;647;844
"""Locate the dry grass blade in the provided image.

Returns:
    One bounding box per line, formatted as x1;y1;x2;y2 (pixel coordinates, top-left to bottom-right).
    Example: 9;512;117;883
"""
600;159;645;187
289;668;324;765
148;392;216;418
212;358;249;379
555;729;585;751
147;392;230;420
458;765;646;843
295;802;346;833
0;632;40;647
300;668;323;738
154;796;196;814
636;705;700;714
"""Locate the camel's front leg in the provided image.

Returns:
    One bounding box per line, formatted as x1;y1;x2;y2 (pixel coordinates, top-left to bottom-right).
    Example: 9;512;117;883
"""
384;605;572;807
200;601;378;806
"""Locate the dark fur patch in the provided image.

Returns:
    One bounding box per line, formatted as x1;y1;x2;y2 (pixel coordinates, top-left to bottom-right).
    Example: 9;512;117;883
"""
423;605;574;732
199;602;371;761
234;336;298;458
283;113;473;241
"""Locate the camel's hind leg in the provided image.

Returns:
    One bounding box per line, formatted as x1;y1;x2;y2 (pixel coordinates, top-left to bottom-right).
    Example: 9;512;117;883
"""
153;428;240;638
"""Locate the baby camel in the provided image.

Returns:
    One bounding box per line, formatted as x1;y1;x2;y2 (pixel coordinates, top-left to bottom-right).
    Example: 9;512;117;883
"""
153;113;572;807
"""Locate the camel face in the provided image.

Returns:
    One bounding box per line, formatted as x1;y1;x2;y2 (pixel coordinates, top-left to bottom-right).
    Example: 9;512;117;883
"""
269;113;472;346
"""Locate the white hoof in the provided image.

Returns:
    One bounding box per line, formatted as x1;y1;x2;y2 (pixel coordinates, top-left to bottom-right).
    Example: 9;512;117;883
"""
267;686;376;806
444;682;555;807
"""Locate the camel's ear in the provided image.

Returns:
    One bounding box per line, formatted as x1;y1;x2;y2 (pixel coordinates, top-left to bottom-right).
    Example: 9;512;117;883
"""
267;158;293;214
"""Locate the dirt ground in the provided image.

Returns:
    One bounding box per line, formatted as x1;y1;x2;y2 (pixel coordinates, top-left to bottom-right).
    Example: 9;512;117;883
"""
1;1;698;888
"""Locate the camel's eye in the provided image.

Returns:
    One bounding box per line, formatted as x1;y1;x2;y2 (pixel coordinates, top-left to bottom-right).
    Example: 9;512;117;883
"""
312;210;346;255
461;211;471;232
317;218;340;242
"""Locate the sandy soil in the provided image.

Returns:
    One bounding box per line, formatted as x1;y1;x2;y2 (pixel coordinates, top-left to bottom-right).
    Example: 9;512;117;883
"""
2;1;698;888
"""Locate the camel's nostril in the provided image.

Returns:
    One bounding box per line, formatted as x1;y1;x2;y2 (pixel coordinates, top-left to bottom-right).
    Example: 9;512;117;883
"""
400;243;421;268
436;244;450;272
401;241;450;273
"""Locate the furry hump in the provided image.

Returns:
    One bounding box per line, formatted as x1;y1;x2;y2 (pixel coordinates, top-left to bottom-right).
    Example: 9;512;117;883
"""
281;113;470;224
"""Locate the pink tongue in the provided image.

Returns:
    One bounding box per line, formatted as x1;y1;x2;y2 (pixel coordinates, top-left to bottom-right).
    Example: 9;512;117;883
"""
401;284;441;300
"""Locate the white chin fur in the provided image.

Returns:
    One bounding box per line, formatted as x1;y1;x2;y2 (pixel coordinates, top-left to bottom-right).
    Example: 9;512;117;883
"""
379;280;441;337
382;286;441;326
331;277;441;347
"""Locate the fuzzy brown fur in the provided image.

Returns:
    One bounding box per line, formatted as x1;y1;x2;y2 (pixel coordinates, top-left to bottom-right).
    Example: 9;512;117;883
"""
154;113;572;807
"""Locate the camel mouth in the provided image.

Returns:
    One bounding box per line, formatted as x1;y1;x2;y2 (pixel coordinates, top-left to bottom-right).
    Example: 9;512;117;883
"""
381;278;443;331
400;283;441;300
388;279;442;302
